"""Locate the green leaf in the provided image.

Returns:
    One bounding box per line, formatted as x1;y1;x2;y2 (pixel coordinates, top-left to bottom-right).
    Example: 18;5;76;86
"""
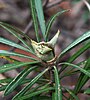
4;66;38;96
26;82;50;95
0;78;48;85
60;69;79;79
0;79;31;92
12;67;49;100
0;50;37;61
0;85;7;91
52;92;55;100
57;31;90;62
64;87;79;100
19;87;54;100
29;0;40;42
45;9;69;41
0;78;12;84
0;79;27;92
25;84;43;95
0;78;48;92
60;62;90;78
0;22;31;41
0;61;39;73
59;41;90;73
0;37;31;52
0;22;34;53
35;0;46;40
53;66;62;100
74;58;90;94
77;60;87;66
84;88;90;94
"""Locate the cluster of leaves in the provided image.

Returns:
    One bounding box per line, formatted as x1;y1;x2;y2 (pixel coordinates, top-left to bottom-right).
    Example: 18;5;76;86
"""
0;0;90;100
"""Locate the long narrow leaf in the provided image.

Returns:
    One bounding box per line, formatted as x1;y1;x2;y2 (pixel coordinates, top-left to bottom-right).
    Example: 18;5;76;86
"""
0;78;12;84
59;41;90;73
64;87;79;100
0;78;28;85
74;58;90;94
12;67;49;100
0;22;31;41
25;84;43;95
35;0;46;39
4;66;38;96
60;70;79;79
57;31;90;63
0;22;34;53
0;78;48;92
19;87;54;100
0;79;31;92
53;66;62;100
29;0;40;42
0;78;49;85
84;88;90;94
0;37;31;52
0;50;37;61
60;62;90;77
26;82;50;95
0;85;7;91
45;9;69;41
0;61;39;73
0;78;31;85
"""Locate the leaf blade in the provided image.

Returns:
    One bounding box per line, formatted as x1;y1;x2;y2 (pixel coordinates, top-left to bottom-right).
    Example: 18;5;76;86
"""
57;31;90;62
0;22;34;53
20;87;54;99
0;37;30;52
60;62;90;77
84;88;90;94
35;0;46;40
74;58;90;94
12;68;49;100
45;9;69;41
4;66;38;96
64;87;79;100
0;50;37;61
59;41;90;73
53;66;62;100
29;0;40;42
0;61;39;73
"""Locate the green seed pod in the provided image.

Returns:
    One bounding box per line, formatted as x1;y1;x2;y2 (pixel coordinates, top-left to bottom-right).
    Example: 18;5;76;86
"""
31;30;60;62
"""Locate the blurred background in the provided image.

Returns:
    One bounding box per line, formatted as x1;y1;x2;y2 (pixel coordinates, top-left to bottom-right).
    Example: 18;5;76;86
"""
0;0;90;99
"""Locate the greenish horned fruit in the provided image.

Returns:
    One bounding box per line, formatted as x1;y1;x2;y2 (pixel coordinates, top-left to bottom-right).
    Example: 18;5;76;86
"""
31;30;60;62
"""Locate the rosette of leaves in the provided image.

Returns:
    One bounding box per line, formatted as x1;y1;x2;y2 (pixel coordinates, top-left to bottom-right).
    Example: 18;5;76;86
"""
0;0;90;100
